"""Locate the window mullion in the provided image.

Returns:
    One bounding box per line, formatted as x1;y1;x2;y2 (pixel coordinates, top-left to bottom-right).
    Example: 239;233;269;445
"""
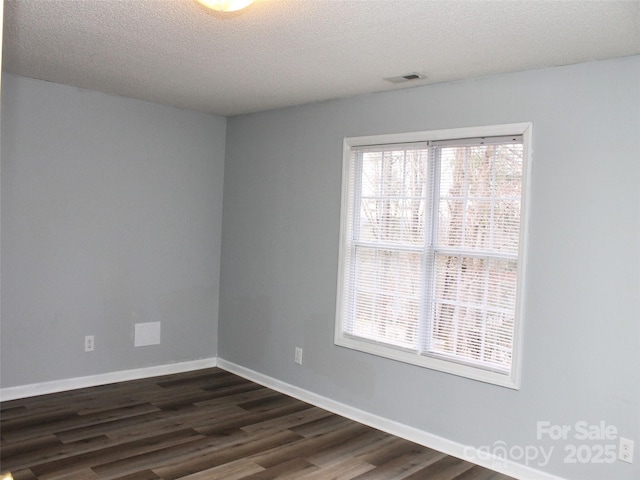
419;144;438;355
478;147;498;361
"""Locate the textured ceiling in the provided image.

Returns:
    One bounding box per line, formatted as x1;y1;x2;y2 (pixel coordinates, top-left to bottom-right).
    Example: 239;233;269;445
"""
3;0;639;116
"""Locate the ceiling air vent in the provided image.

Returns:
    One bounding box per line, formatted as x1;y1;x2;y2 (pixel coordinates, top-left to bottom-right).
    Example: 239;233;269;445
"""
384;72;427;84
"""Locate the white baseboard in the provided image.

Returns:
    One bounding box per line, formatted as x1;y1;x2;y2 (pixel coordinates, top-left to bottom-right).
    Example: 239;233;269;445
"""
216;358;566;480
0;357;218;401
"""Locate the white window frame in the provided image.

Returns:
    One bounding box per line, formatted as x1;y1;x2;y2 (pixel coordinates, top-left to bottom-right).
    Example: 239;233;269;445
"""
334;123;532;389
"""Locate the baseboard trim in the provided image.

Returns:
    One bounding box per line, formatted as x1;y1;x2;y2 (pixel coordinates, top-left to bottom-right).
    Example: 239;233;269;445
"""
217;358;566;480
0;357;218;401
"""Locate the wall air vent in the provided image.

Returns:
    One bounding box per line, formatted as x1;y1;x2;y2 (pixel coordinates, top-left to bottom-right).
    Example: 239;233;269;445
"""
384;72;427;84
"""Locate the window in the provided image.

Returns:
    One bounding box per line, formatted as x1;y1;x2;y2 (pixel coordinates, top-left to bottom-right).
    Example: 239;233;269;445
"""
335;124;531;388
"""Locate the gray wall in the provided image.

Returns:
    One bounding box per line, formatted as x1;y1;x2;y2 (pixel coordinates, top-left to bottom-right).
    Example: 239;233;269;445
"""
1;74;226;387
219;57;640;480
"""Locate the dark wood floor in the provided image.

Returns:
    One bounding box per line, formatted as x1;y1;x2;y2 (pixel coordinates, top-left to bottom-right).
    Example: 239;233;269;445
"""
1;368;516;480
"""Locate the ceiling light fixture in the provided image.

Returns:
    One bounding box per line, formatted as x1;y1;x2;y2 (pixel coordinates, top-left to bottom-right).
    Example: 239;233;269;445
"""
196;0;254;12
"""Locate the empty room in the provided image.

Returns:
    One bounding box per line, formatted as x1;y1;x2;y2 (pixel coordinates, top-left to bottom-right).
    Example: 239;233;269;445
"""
1;1;639;479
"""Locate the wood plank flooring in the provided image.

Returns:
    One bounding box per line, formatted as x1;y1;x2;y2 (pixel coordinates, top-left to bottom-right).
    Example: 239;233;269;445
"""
0;368;516;480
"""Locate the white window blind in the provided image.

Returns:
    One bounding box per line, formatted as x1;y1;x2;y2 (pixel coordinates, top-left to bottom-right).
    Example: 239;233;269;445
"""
335;125;531;388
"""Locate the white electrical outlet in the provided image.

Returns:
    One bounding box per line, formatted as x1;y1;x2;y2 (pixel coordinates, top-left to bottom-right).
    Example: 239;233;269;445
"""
294;347;303;365
619;437;634;463
84;335;94;352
